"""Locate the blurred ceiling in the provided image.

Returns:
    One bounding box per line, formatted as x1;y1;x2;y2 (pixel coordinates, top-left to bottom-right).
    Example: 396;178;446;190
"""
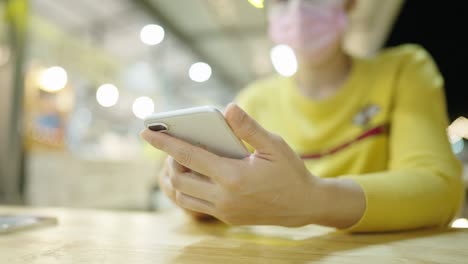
32;0;404;91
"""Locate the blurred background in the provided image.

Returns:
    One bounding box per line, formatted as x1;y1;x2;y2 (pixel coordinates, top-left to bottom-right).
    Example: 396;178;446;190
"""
0;0;467;212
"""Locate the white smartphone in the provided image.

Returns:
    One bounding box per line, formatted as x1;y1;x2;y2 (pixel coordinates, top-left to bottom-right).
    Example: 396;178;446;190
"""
0;215;57;234
144;106;250;159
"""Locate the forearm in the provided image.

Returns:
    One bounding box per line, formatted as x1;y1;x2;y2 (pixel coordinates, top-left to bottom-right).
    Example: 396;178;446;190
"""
338;167;463;232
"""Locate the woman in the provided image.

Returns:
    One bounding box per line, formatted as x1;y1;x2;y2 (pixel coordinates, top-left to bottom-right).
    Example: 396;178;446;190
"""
141;0;463;232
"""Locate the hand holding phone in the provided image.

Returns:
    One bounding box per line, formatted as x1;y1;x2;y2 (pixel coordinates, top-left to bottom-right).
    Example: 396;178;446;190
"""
141;104;333;228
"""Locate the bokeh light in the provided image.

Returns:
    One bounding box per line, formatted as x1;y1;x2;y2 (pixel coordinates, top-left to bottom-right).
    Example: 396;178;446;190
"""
39;66;68;93
248;0;264;9
451;218;468;229
189;62;212;83
96;84;119;107
140;24;165;46
132;96;155;119
270;45;298;77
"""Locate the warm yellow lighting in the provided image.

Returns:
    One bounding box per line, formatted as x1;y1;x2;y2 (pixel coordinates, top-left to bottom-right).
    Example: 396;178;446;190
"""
451;218;468;229
39;66;68;92
448;117;468;140
248;0;264;8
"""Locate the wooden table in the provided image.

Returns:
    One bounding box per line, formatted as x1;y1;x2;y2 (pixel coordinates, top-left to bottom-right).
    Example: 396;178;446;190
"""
1;207;467;263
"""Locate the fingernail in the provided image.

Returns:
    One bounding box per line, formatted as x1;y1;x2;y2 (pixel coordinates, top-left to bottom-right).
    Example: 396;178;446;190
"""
226;103;242;122
230;103;244;123
224;102;236;114
230;103;240;111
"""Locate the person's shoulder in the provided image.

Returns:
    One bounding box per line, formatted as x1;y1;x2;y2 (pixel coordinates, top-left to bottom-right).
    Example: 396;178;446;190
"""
377;44;444;95
362;44;440;85
375;44;435;66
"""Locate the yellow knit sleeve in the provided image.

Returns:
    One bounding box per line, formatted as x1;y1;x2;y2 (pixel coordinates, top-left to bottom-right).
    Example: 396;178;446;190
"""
343;46;464;232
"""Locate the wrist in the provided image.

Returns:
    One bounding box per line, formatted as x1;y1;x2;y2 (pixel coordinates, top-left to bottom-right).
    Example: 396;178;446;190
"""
307;177;366;229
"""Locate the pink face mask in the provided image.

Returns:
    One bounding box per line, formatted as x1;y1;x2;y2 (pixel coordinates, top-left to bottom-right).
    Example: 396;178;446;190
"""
268;1;348;62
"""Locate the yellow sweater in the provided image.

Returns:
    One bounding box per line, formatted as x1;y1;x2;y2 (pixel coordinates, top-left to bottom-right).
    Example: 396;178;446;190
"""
236;44;464;232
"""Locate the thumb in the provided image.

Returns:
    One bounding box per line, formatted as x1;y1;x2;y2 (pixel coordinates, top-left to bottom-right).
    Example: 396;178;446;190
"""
224;103;274;154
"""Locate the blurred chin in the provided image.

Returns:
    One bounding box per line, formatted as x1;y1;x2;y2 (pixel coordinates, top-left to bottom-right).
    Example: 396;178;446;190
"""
296;50;331;67
295;44;343;67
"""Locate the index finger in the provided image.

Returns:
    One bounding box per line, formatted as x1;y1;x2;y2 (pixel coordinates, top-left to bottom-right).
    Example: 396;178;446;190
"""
141;129;234;182
168;156;190;174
